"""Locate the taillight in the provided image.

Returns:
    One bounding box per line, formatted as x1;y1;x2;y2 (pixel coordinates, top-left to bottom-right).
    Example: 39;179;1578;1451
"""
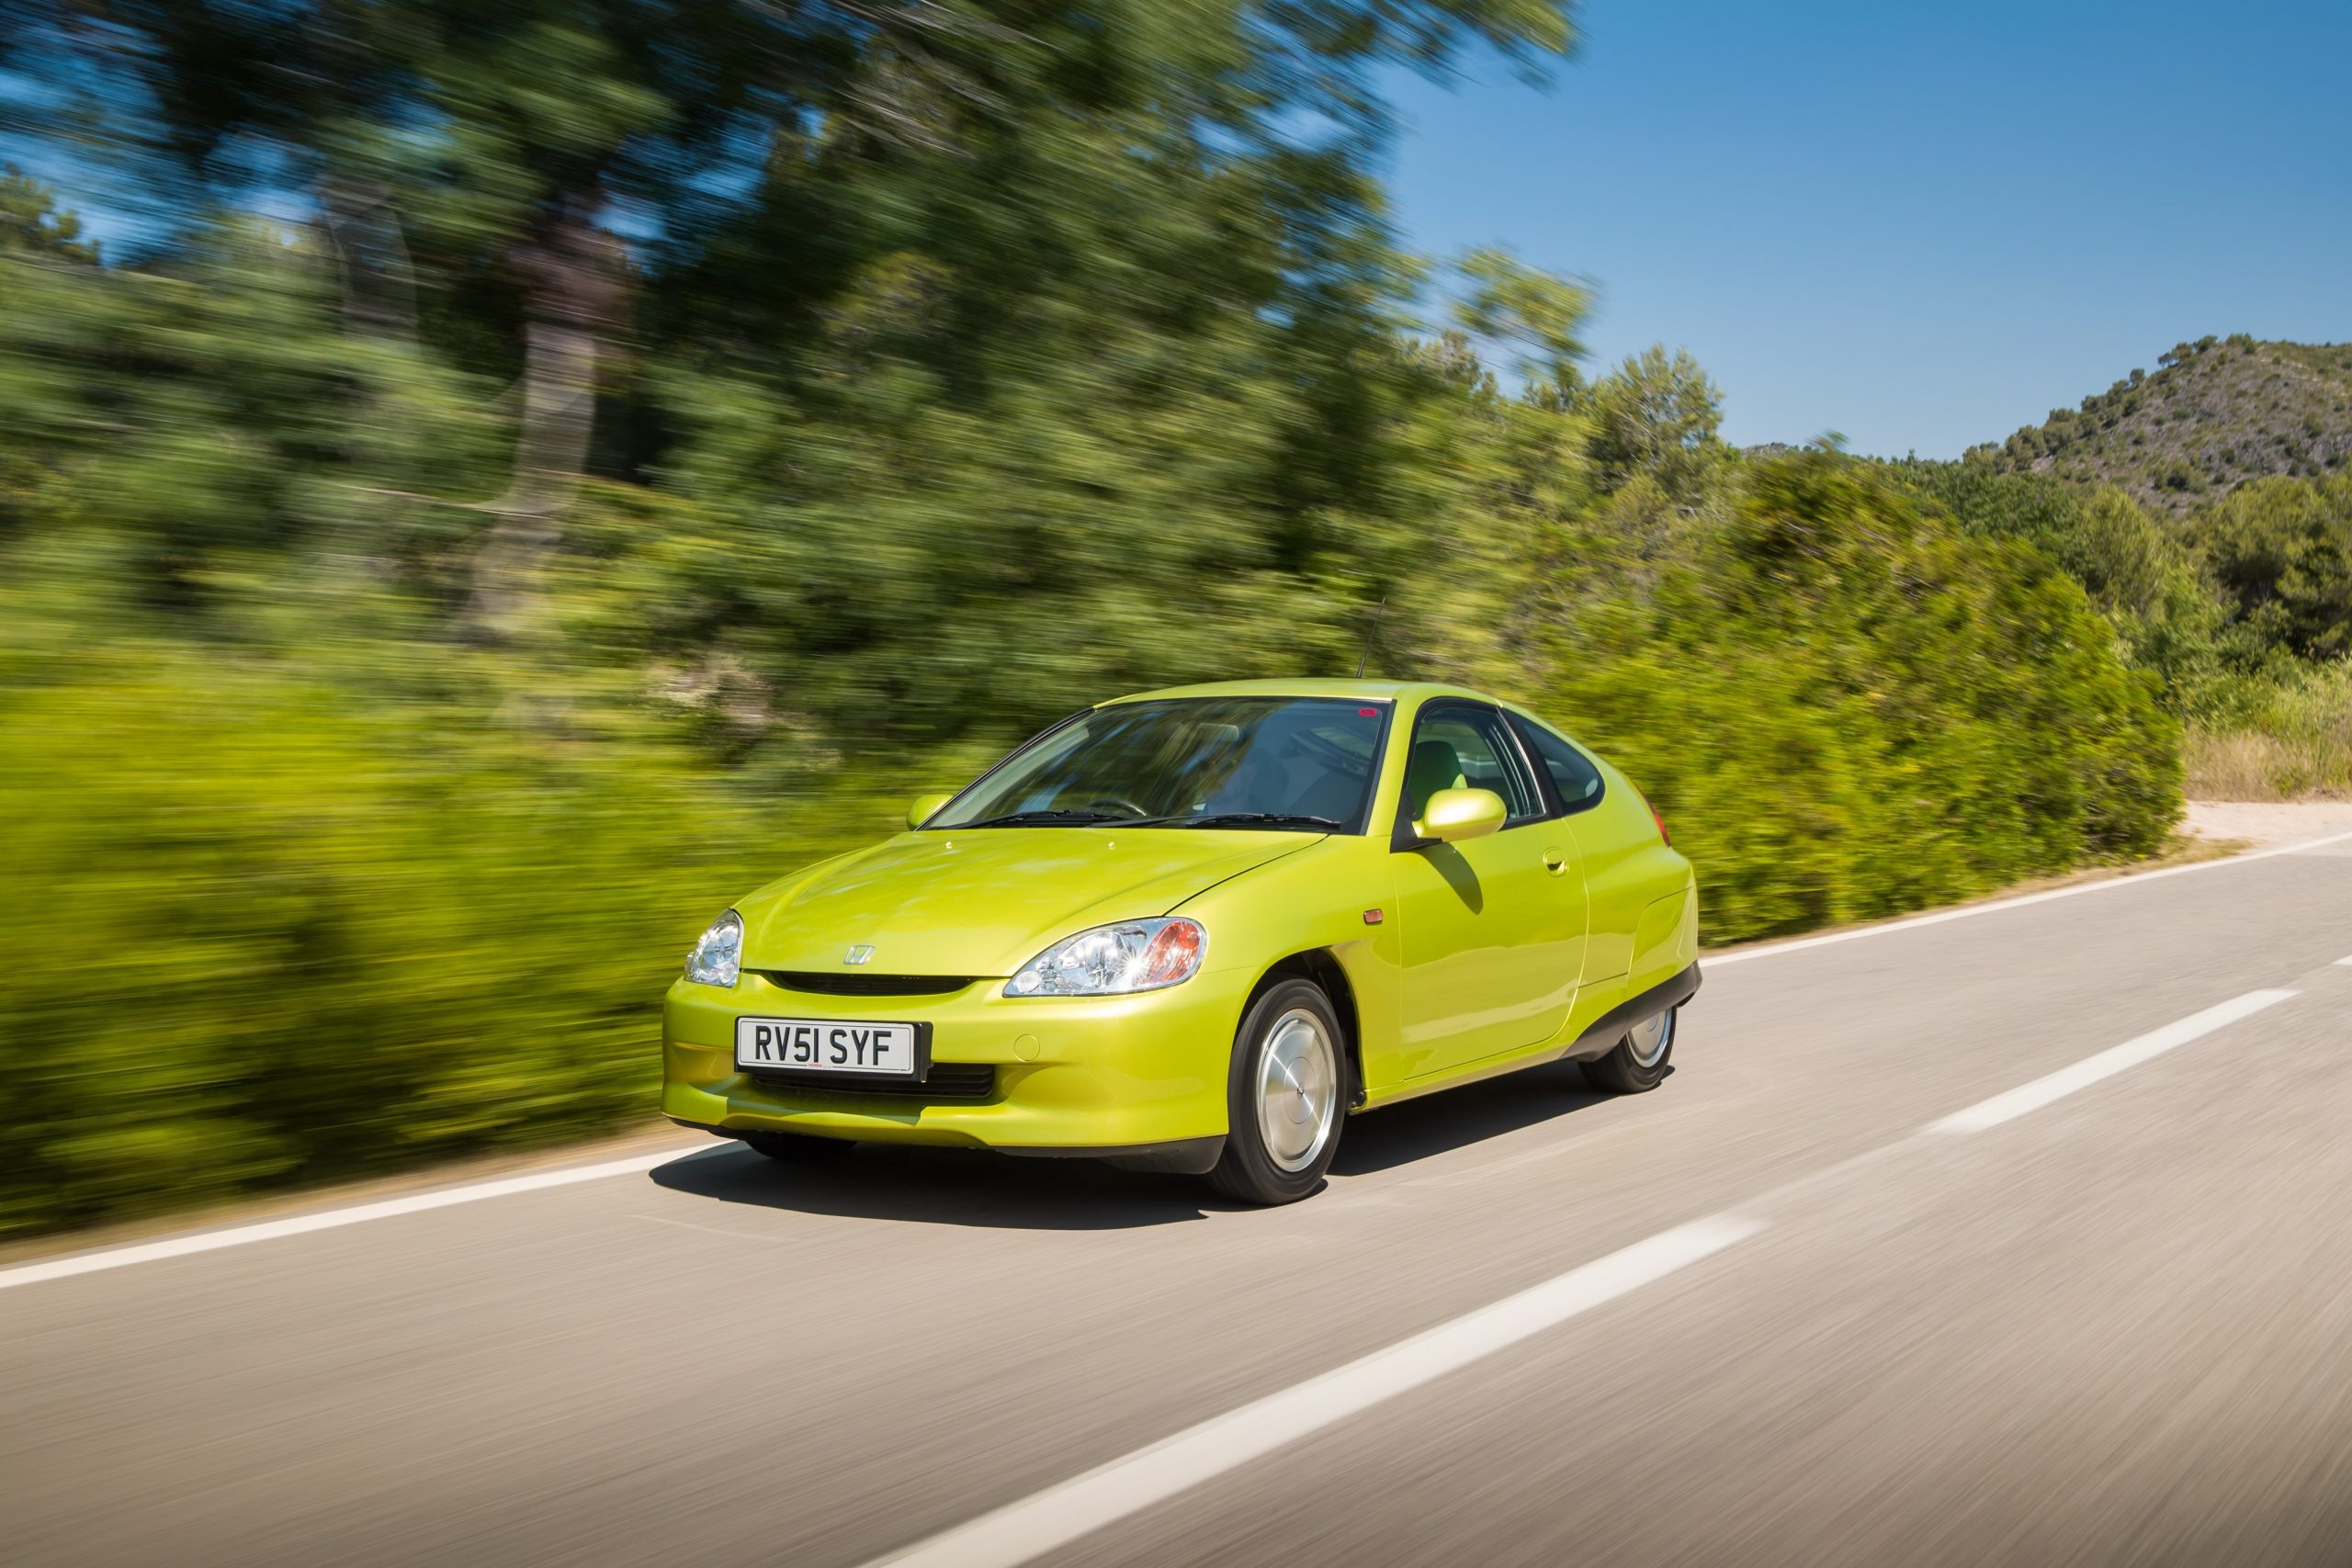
1639;789;1670;846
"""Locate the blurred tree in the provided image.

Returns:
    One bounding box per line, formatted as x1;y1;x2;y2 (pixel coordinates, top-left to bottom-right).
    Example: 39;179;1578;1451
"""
1571;344;1724;502
1891;461;2236;715
0;164;98;261
2187;474;2352;658
3;1;1578;634
1455;244;1591;385
1528;451;2181;936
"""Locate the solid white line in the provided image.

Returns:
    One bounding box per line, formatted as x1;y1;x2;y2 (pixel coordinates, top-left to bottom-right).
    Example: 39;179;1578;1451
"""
865;1215;1762;1568
1926;989;2298;1135
1707;828;2352;968
0;1148;698;1292
2337;955;2352;967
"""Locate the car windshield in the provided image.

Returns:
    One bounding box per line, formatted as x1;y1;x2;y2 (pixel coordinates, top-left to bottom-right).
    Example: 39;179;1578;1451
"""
929;697;1390;832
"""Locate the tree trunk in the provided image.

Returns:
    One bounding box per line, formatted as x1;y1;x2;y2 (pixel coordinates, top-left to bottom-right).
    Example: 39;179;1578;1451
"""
319;178;418;341
464;209;625;640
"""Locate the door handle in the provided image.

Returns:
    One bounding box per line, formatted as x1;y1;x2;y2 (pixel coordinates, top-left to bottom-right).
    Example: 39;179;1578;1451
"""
1543;846;1568;874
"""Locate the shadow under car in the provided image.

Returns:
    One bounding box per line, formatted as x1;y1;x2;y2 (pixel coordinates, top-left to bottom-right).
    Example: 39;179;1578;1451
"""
650;1057;1633;1226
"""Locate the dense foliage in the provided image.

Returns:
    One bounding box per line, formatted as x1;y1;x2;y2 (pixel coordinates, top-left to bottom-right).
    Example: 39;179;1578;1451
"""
1902;349;2352;800
2183;474;2352;660
0;4;2193;1234
1540;454;2177;937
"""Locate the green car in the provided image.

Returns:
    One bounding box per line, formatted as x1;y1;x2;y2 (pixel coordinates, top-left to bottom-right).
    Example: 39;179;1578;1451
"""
664;680;1698;1204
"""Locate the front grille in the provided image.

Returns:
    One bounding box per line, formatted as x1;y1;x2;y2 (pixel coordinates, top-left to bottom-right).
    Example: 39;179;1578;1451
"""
747;1063;999;1101
756;971;978;997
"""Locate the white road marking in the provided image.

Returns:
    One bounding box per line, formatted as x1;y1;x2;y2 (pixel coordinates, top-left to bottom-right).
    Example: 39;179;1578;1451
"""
1926;989;2298;1135
864;1215;1764;1568
1707;828;2352;968
869;983;2313;1566
2337;955;2352;967
0;1148;703;1292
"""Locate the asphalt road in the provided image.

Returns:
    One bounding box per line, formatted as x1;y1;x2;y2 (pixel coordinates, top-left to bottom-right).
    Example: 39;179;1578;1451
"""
8;831;2352;1567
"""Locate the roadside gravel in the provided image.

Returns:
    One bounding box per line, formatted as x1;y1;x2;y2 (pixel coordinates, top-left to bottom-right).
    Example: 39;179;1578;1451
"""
2185;797;2352;848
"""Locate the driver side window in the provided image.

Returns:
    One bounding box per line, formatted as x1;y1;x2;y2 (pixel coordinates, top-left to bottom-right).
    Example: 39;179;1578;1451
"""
1401;705;1542;828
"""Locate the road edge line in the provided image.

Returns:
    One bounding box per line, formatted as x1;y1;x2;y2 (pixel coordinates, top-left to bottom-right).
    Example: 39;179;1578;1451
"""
0;1148;694;1292
1708;828;2352;968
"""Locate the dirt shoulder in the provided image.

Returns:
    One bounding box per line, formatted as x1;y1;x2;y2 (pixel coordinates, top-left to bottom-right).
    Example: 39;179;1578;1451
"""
2183;797;2352;849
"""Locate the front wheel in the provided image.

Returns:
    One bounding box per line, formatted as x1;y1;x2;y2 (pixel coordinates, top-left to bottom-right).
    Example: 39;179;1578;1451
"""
1207;978;1346;1205
1582;1006;1676;1094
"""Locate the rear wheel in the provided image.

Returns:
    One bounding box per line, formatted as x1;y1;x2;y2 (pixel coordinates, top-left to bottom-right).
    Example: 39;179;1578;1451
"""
741;1130;854;1162
1207;978;1345;1205
1582;1006;1676;1094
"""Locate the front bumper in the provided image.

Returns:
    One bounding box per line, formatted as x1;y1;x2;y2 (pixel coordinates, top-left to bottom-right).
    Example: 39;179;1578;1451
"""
661;965;1255;1151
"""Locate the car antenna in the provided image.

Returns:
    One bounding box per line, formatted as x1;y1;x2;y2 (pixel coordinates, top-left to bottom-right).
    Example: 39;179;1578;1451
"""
1354;596;1386;680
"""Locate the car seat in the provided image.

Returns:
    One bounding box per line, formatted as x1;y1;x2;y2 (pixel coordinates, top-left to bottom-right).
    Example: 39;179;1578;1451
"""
1403;739;1465;826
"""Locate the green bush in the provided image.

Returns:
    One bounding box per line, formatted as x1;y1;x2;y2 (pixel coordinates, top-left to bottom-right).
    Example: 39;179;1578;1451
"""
1523;454;2182;941
0;649;801;1236
2184;474;2352;660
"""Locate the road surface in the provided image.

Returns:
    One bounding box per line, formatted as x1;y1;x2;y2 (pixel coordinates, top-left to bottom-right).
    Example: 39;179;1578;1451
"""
7;829;2352;1567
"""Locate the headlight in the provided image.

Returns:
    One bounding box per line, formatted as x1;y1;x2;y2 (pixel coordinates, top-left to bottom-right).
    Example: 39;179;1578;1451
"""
684;910;743;987
1005;917;1206;997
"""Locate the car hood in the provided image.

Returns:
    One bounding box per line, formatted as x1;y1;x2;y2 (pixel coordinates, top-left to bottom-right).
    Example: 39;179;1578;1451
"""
736;828;1319;977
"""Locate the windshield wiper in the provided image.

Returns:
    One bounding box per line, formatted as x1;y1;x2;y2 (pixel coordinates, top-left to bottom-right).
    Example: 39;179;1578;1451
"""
954;808;1137;829
1171;812;1344;830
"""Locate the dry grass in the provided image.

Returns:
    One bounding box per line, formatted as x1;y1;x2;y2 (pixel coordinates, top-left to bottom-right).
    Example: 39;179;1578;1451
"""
2187;731;2314;802
2187;727;2352;802
2187;660;2352;801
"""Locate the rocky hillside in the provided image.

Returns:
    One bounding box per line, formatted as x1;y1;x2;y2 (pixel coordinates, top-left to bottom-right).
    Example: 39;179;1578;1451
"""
1970;336;2352;514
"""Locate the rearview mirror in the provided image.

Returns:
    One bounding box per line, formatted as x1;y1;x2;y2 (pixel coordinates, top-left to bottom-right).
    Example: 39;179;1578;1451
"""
1413;786;1507;843
908;793;953;830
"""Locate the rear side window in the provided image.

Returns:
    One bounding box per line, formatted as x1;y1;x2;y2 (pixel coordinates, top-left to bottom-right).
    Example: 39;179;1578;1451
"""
1509;714;1606;817
1402;705;1544;827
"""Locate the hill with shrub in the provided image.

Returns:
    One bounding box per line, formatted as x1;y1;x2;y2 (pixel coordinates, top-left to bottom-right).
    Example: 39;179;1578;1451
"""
1968;335;2352;514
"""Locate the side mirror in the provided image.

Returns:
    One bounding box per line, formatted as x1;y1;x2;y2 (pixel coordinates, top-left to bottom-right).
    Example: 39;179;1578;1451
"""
907;793;954;830
1414;786;1507;844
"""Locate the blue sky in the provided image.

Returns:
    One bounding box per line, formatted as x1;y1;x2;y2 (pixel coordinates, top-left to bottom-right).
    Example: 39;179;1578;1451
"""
1383;0;2352;457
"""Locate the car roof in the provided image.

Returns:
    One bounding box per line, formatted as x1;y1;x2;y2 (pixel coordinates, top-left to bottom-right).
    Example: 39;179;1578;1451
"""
1104;678;1494;705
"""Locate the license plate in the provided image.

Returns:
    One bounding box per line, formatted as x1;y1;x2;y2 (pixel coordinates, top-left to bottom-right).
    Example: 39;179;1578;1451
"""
735;1017;920;1076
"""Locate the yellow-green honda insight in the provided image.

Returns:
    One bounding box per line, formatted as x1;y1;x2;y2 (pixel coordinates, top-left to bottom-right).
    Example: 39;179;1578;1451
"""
663;680;1698;1204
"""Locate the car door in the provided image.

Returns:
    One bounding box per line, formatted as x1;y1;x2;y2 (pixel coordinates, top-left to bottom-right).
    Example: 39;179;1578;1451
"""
1512;709;1685;989
1387;701;1588;1081
1506;710;1611;984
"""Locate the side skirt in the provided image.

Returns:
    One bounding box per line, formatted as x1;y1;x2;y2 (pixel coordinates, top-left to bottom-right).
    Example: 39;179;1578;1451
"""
1355;961;1706;1111
1562;962;1703;1062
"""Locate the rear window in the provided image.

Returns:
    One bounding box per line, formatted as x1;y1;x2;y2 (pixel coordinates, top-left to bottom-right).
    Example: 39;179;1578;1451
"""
1509;714;1606;816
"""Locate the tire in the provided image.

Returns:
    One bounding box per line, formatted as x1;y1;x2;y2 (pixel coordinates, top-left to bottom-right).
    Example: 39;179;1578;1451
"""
1581;1005;1676;1094
1207;978;1347;1205
741;1130;855;1162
